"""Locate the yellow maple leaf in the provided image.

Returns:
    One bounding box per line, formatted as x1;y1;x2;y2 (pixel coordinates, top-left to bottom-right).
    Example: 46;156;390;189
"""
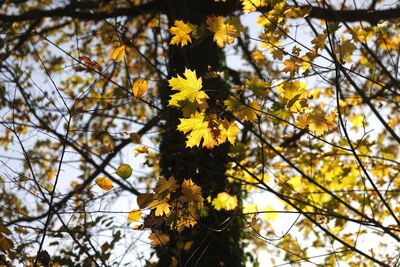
282;59;300;76
112;45;125;62
349;114;364;129
218;120;239;144
242;0;266;13
181;179;203;204
278;80;308;113
308;111;331;136
132;78;147;98
169;20;193;47
177;112;217;149
168;68;209;108
243;203;258;218
154;177;178;194
294;114;309;129
149;230;170;247
95;177;113;191
235;101;261;121
128;209;142;222
212;192;238;211
206;16;238;48
152;200;171;216
262;204;278;221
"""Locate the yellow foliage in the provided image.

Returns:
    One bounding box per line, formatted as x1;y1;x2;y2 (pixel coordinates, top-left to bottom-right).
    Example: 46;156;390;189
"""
169;20;192;47
168;68;209;109
128;209;141;223
112;45;125;62
95;177;113;191
149;230;170;247
242;0;266;13
177;112;216;149
206;16;238;48
212;192;238;211
132;78;147;98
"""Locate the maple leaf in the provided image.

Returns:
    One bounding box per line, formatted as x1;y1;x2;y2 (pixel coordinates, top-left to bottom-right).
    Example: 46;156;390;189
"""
177;112;217;149
181;179;203;204
294;114;309;129
154;177;178;194
206;16;238;48
262;204;278;221
151;200;171;216
308;111;331;136
218;120;240;145
278;81;308;113
271;48;285;60
349;114;364;129
132;78;147;98
236;101;262;121
337;39;356;62
168;68;209;108
149;230;170;247
243;204;258;218
128;209;142;222
242;0;266;13
95;177;113;191
112;45;125;62
136;193;154;209
282;58;300;76
212;192;238;211
169;20;192;47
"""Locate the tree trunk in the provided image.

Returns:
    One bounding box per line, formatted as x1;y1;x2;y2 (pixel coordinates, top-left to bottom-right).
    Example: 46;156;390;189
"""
158;1;243;266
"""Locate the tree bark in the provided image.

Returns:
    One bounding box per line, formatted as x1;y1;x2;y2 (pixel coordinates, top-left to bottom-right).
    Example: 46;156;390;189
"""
158;1;243;266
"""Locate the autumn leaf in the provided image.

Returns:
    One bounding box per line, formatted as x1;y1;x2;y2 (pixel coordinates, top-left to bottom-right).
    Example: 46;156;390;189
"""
132;78;147;98
169;20;192;47
95;177;113;191
154;177;178;194
112;45;125;62
149;230;170;247
100;133;115;153
206;16;238;48
309;114;328;136
242;0;266;13
181;179;203;203
129;132;141;143
177;112;216;149
282;58;300;76
116;164;132;179
150;200;171;216
212;192;238;211
168;68;209;108
218;120;240;145
0;221;11;235
128;209;142;223
235;101;261;121
262;204;278;221
0;236;14;250
134;145;149;156
136;193;154;209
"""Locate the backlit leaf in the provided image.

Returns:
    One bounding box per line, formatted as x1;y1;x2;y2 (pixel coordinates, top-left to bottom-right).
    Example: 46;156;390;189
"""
169;20;192;47
128;209;142;223
95;177;113;191
112;45;125;62
132;78;147;98
116;164;132;179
